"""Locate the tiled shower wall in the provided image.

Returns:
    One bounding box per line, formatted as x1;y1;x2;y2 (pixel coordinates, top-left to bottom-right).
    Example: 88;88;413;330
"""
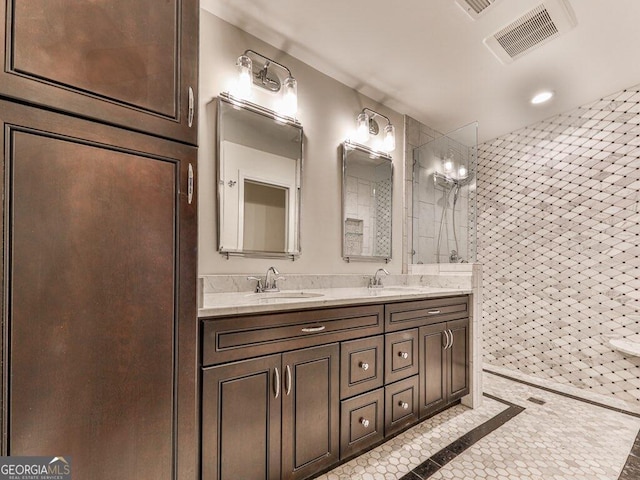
478;83;640;404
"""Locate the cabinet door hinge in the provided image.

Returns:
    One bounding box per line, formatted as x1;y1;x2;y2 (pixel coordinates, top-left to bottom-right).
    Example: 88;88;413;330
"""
188;87;195;128
188;163;194;204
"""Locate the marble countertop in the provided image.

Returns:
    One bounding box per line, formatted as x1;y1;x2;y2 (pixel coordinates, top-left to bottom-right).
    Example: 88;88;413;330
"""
199;285;472;318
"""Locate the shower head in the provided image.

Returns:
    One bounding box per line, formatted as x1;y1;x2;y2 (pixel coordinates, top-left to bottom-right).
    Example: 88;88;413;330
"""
433;170;475;189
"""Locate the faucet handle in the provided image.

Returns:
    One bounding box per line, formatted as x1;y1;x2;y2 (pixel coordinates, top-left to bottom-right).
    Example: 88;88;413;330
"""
247;276;264;293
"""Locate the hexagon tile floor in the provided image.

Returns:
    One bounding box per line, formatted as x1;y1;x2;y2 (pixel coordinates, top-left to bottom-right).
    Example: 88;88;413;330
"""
317;371;640;480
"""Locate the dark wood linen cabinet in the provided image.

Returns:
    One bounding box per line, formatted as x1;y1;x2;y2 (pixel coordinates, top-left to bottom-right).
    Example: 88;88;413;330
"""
0;1;199;479
0;0;199;145
0;99;197;479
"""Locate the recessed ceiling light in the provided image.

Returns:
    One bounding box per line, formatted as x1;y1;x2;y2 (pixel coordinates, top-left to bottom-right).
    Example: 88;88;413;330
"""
531;91;554;104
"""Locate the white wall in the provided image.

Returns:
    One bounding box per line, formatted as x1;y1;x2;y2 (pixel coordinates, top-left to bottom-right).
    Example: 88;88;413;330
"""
198;11;405;274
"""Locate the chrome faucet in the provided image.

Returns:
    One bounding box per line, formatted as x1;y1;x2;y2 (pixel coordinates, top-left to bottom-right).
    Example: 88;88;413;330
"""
248;266;285;293
369;268;389;288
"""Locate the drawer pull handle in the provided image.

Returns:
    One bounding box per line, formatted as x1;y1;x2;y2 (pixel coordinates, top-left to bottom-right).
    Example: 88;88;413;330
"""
360;418;370;428
399;401;409;410
399;352;409;359
359;362;369;371
427;310;441;315
301;325;326;333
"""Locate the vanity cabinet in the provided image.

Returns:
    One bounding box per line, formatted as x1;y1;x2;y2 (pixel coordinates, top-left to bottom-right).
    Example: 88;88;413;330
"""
339;389;385;458
0;0;198;144
201;355;282;480
282;345;340;480
340;336;384;399
201;295;470;480
201;345;339;480
384;375;420;437
419;319;470;418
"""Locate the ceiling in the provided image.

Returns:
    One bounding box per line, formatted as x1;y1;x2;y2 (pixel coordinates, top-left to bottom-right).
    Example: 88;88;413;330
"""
200;0;640;143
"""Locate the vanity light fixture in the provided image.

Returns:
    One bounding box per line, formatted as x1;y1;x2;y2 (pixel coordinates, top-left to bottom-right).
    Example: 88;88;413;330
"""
531;90;554;104
354;108;396;153
234;49;298;117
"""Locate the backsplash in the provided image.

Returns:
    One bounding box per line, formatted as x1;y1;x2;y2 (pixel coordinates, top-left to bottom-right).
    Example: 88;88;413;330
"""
478;83;640;404
200;273;474;295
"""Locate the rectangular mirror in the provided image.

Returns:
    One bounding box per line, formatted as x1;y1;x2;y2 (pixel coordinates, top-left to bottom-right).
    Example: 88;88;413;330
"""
217;94;303;258
342;141;393;262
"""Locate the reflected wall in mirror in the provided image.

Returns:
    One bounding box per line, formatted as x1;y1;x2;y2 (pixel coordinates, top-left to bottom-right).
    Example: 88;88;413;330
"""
342;141;393;262
217;94;303;258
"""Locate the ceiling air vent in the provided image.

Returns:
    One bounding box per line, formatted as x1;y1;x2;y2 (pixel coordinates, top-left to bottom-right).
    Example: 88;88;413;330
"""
455;0;498;19
484;0;577;64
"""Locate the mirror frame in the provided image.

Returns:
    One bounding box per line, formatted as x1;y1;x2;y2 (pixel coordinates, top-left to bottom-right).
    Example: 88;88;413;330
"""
216;93;303;260
342;141;393;263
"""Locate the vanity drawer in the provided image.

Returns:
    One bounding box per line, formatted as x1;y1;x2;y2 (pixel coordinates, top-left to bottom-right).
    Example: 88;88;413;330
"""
385;329;419;383
385;296;469;332
202;304;384;365
340;388;384;459
385;375;419;437
340;336;384;399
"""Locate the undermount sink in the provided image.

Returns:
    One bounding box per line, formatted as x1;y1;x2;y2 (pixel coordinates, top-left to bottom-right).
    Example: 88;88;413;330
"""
246;291;325;299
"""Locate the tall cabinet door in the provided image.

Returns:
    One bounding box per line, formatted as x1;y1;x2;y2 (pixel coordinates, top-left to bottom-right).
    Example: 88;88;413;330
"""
1;100;197;480
418;324;447;418
282;344;340;480
201;355;282;480
448;318;470;400
0;0;198;144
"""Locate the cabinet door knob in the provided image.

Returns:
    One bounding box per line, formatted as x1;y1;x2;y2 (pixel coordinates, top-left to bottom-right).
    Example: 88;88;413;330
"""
360;418;370;428
359;362;369;371
399;401;409;410
399;351;409;359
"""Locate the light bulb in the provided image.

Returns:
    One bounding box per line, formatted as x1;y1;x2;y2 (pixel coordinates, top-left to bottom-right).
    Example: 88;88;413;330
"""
458;166;467;177
356;112;370;143
282;76;298;117
383;123;396;152
236;55;253;99
443;160;453;172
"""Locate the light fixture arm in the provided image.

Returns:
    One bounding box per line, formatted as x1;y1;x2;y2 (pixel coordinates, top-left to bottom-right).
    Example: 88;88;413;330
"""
361;107;391;126
244;49;293;78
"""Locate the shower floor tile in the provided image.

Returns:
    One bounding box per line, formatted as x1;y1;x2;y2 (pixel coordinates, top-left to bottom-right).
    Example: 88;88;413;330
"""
318;371;640;480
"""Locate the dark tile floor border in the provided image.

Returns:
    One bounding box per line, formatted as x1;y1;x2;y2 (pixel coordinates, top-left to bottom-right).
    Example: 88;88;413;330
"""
619;430;640;480
484;368;640;419
399;393;525;480
483;368;640;480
